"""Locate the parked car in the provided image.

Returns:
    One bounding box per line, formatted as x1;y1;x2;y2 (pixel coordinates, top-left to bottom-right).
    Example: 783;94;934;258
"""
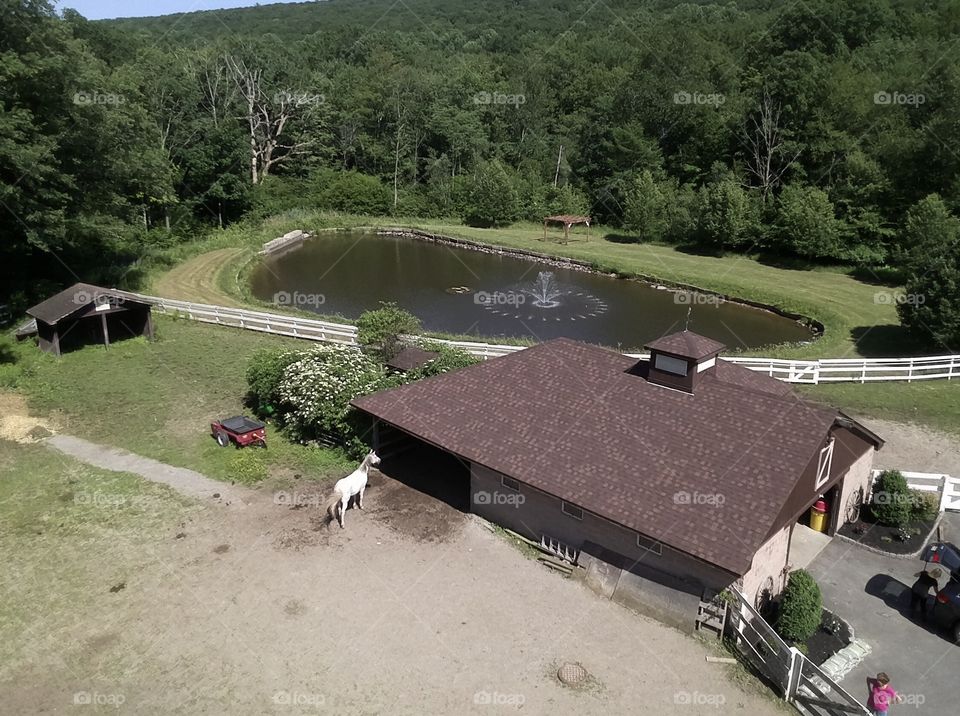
921;542;960;582
922;542;960;644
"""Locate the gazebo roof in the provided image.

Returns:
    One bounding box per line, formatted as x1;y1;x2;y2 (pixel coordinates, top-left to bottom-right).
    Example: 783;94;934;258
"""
543;214;590;224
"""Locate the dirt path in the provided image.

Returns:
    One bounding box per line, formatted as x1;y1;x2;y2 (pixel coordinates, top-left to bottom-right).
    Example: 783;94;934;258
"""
861;417;960;475
4;438;788;715
150;247;247;306
46;434;247;507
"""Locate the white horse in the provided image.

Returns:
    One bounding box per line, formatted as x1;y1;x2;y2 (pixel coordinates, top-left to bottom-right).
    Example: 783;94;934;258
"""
325;451;380;528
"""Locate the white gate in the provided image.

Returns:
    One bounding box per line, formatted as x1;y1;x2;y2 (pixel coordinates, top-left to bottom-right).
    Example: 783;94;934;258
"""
871;470;960;512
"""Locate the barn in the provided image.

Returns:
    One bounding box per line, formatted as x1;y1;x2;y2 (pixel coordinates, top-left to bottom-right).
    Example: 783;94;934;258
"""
352;330;883;629
24;283;154;357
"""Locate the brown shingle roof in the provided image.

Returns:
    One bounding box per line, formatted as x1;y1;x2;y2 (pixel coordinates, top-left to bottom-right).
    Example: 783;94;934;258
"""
26;283;135;325
353;337;846;575
646;330;726;360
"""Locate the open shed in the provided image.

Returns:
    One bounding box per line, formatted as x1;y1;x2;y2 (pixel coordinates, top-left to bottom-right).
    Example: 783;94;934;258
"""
25;283;154;357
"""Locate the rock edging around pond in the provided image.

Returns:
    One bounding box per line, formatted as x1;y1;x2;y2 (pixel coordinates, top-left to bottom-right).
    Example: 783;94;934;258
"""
375;227;823;346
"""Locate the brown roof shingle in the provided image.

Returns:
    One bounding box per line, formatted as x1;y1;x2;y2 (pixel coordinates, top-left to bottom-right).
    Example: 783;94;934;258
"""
353;337;847;575
645;330;726;360
26;283;136;325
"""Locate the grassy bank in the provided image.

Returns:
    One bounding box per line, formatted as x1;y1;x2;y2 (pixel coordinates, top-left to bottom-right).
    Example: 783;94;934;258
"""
4;316;353;485
142;211;902;360
799;380;960;437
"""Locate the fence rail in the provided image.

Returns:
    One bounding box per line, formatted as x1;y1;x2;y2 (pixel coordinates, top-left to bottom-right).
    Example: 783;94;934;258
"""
727;587;868;715
127;292;960;384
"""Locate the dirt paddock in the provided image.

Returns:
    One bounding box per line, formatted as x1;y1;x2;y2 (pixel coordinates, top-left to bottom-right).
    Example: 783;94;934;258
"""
2;468;785;715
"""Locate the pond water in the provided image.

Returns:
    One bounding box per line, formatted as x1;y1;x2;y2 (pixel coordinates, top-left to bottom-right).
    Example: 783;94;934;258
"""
249;232;813;350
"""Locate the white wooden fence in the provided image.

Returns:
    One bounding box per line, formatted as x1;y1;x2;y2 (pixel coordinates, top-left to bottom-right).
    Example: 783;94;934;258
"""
725;587;868;715
871;469;960;513
126;291;960;384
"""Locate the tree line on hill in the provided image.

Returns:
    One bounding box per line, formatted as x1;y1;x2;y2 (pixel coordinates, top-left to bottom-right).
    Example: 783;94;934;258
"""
2;0;960;347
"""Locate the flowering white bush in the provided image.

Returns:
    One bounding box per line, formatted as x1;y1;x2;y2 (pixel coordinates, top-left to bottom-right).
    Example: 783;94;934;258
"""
277;344;388;450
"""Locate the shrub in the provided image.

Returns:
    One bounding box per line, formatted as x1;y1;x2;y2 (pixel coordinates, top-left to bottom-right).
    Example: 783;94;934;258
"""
245;348;307;415
314;170;391;215
277;344;389;457
461;160;520;227
910;490;940;523
356;302;421;360
776;569;823;642
870;470;912;527
406;342;480;379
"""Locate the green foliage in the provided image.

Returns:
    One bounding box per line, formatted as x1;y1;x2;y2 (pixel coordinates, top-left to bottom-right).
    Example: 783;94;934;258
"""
775;184;843;260
462;160;520;227
356;303;422;360
895;195;960;276
898;244;960;350
869;470;911;527
276;344;389;457
245;348;306;414
314;171;391;215
910;490;940;524
623;171;668;242
407;342;481;379
776;570;823;643
697;177;759;250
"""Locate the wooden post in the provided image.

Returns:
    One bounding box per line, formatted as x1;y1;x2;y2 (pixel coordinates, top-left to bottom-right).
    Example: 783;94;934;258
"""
543;220;547;241
101;313;110;347
145;310;155;340
52;328;61;357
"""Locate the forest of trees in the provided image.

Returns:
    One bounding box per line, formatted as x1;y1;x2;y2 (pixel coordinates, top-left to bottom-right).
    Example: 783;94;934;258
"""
3;0;960;344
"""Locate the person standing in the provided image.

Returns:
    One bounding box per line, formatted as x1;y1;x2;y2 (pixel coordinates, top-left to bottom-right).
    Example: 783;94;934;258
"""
867;673;902;716
909;568;941;618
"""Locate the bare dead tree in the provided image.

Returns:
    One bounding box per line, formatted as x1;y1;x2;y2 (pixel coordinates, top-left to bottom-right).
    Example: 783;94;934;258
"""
225;53;316;185
742;90;801;204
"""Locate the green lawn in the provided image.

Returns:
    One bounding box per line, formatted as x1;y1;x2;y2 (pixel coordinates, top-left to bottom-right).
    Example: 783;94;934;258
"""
0;441;197;670
5;316;353;486
800;380;960;437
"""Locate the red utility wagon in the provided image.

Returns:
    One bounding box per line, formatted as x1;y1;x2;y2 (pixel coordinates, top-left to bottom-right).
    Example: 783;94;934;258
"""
210;415;267;448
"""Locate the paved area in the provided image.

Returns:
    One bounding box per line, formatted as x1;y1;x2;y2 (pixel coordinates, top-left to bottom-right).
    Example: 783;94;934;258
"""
809;512;959;715
46;434;247;506
790;523;832;570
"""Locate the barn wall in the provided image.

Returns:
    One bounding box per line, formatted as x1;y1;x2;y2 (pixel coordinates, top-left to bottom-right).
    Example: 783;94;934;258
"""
836;445;876;525
740;524;791;607
470;463;736;630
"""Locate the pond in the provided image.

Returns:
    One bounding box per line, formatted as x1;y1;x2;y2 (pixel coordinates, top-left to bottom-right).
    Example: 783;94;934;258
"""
249;231;814;351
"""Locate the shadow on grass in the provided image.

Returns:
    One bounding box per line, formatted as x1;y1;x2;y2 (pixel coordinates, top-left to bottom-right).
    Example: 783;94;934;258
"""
851;325;926;357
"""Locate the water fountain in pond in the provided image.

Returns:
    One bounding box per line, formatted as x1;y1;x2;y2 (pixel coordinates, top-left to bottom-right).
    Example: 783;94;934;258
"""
526;271;563;308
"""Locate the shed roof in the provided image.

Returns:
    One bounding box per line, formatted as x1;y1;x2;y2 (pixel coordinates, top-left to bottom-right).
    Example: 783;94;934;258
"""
353;336;878;575
26;283;145;325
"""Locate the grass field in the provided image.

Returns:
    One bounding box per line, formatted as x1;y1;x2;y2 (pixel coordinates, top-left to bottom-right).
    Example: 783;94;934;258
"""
0;441;198;672
3;316;353;486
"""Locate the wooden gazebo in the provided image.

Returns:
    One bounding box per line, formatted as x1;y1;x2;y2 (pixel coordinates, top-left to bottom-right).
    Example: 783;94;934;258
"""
542;214;590;243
